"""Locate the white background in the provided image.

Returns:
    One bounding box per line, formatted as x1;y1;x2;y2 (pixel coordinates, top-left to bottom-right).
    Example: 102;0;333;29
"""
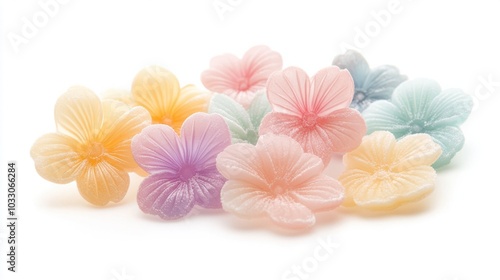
1;0;500;279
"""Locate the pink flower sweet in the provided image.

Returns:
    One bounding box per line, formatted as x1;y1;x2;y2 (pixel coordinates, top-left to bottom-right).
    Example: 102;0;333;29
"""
216;134;344;230
131;113;231;220
259;66;367;164
201;45;283;108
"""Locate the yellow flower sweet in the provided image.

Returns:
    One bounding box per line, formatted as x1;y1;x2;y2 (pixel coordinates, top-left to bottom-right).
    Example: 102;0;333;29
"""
31;86;151;206
132;66;209;133
339;131;442;210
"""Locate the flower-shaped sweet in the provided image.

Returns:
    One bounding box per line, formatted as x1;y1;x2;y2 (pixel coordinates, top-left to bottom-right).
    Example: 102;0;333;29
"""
216;134;344;229
131;113;231;220
132;65;209;133
332;50;407;112
201;45;283;108
363;79;473;168
259;66;367;164
209;93;271;144
30;86;151;206
339;131;442;210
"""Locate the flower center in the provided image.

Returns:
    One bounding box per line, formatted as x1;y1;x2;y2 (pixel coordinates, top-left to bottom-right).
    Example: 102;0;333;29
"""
269;179;287;195
179;165;196;181
408;120;427;134
353;89;366;101
160;116;173;125
373;164;392;180
237;77;251;92
302;113;318;128
86;142;105;161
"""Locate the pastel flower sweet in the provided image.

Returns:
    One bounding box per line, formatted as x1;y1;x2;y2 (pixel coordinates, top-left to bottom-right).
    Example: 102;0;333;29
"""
201;45;283;108
332;50;407;111
131;113;231;220
216;134;344;229
339;131;442;210
259;66;367;164
209;93;271;144
30;86;151;206
132;65;209;133
363;78;473;168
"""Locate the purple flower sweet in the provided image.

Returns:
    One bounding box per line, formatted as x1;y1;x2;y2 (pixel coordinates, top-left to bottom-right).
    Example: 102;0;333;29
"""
131;112;231;220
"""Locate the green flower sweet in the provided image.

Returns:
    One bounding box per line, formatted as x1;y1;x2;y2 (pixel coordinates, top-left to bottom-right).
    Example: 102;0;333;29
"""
209;93;271;145
363;79;473;168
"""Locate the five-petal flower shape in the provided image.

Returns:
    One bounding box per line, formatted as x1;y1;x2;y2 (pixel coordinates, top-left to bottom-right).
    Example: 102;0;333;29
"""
216;134;344;229
209;93;271;144
131;113;231;220
339;131;442;210
132;65;209;133
201;45;283;108
363;78;473;168
259;66;367;164
31;86;151;206
333;50;407;112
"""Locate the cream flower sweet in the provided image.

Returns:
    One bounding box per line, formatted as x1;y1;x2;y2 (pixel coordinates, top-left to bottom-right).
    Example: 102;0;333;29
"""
339;131;442;210
31;86;151;206
216;134;344;229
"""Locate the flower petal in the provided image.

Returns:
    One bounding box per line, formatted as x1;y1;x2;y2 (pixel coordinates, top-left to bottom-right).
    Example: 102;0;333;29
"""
216;143;268;186
265;196;315;229
131;66;180;124
332;50;370;88
201;53;242;93
310;66;355;116
315;108;366;153
221;180;270;217
137;173;195;220
426;126;465;168
266;67;311;116
242;45;283;89
190;168;226;209
247;92;272;131
54;86;103;143
208;94;254;144
99;100;151;171
131;124;183;174
363;100;409;136
180;112;231;170
342;131;397;172
290;175;344;211
30;133;84;184
391;79;442;120
255;134;324;186
352;166;435;209
169;85;209;132
76;161;130;206
338;169;372;206
425;88;473;128
392;133;442;171
102;89;136;106
363;65;407;99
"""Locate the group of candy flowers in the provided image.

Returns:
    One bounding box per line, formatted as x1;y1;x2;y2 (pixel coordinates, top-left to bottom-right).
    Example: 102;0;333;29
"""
31;46;472;230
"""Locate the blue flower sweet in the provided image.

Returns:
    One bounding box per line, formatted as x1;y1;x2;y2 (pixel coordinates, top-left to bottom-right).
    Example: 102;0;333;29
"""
363;78;473;168
333;50;407;111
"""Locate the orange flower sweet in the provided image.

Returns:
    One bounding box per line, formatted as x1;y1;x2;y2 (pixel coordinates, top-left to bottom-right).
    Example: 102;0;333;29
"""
132;66;209;133
31;86;151;206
